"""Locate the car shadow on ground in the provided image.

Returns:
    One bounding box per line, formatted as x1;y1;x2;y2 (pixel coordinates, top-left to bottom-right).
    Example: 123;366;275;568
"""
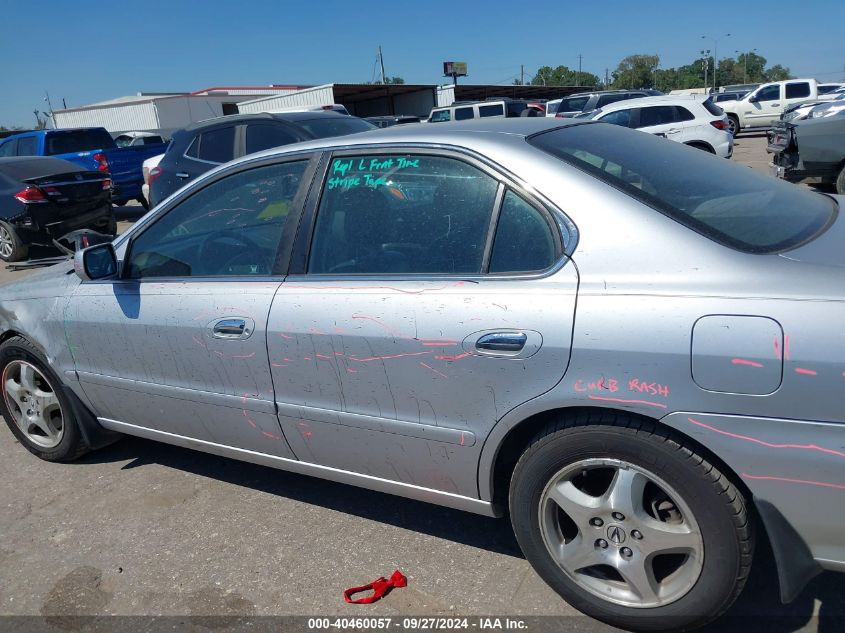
80;436;845;629
113;203;147;222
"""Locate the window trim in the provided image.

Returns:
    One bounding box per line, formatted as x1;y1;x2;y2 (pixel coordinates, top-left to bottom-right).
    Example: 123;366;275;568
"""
182;124;237;166
118;152;320;282
287;146;570;281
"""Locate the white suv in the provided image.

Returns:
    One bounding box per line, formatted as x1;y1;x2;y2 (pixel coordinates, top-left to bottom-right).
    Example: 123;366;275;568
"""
584;95;733;158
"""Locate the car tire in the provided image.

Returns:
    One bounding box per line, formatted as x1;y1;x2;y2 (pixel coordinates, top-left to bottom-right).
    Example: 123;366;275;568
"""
509;414;754;632
727;115;740;136
106;215;118;236
0;336;89;462
836;164;845;195
113;198;128;207
136;196;150;211
0;221;29;262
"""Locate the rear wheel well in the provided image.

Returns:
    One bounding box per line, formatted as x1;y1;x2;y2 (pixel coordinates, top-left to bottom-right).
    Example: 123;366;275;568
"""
685;141;715;153
489;406;753;511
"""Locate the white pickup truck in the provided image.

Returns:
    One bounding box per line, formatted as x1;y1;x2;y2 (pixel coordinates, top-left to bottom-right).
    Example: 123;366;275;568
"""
720;78;818;135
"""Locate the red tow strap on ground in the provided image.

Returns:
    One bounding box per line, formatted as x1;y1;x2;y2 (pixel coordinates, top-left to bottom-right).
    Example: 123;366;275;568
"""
343;570;408;604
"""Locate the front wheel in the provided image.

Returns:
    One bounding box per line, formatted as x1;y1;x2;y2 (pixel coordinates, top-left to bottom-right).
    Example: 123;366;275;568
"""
0;221;29;262
836;164;845;195
509;417;753;631
726;115;740;136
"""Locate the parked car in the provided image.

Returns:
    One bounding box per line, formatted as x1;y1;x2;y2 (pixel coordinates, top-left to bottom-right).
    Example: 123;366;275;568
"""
770;113;845;193
0;128;166;207
428;99;531;122
141;153;165;208
547;90;664;118
114;132;167;147
719;79;819;135
781;92;845;122
149;112;375;206
713;91;748;103
365;115;421;128
582;95;733;157
817;82;845;96
0;156;115;261
3;118;843;632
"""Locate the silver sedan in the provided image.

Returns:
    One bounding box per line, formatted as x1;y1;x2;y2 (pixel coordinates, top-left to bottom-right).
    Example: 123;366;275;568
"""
1;118;843;631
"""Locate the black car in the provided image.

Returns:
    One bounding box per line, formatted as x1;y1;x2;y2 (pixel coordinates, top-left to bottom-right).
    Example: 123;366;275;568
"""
149;112;375;206
0;157;115;262
554;90;663;117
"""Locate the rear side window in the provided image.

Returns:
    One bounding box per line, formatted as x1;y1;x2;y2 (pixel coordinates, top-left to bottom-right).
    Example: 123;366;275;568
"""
198;127;235;163
429;110;451;122
675;107;695;122
599;109;633;127
0;140;16;157
597;94;632;107
506;102;528;117
45;129;114;155
557;96;590;113
703;99;724;115
245;123;302;154
454;107;474;121
479;104;505;117
528;125;836;253
294;116;375;139
185;136;200;159
785;83;811;99
16;137;37;156
309;154;498;274
489;191;557;273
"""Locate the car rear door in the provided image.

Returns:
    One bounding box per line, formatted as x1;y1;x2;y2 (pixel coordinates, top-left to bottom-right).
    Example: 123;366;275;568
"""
266;149;578;497
66;154;319;456
634;105;683;141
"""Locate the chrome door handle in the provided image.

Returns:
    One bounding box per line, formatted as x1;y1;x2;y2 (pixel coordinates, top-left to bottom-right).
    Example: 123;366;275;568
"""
476;332;527;352
212;318;252;339
772;103;780;107
176;172;190;179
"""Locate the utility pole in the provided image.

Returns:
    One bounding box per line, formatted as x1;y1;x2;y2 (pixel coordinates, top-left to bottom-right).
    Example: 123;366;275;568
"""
378;45;386;84
578;54;582;83
702;34;730;93
701;50;710;92
520;64;524;85
605;68;609;89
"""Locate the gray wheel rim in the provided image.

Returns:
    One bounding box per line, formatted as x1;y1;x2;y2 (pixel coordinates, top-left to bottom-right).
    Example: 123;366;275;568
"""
2;360;64;448
0;225;13;259
539;458;704;609
727;119;738;135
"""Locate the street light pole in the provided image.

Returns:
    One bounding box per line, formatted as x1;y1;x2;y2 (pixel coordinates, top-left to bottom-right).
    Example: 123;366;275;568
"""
702;33;730;93
736;48;758;84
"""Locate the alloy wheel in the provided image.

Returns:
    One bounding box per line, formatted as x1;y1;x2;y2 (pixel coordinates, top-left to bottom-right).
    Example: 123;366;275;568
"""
0;225;13;259
538;458;704;608
2;360;64;448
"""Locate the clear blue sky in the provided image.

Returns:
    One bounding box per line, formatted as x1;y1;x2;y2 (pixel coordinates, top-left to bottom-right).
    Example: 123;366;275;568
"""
1;0;842;128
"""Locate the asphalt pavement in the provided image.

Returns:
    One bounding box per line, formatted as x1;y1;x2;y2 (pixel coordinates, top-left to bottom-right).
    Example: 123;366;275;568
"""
1;136;844;631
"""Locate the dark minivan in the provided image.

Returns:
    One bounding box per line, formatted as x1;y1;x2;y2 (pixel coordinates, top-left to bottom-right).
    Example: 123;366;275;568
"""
149;112;375;206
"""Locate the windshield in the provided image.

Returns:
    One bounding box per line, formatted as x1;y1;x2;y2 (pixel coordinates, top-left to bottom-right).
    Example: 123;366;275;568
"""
528;124;837;253
45;129;115;155
296;117;376;139
556;96;591;113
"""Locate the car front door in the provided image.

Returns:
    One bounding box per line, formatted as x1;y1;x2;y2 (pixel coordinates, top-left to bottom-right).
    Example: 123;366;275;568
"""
65;155;317;456
745;84;782;126
266;150;579;496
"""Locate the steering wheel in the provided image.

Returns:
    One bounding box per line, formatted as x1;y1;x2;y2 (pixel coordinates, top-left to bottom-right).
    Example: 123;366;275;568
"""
197;230;265;275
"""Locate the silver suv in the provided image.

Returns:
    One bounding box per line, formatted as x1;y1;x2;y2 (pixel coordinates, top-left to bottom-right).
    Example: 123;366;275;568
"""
549;89;664;117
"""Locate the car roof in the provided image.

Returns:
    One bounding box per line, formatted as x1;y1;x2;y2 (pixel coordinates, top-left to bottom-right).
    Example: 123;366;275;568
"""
181;110;355;133
595;95;709;113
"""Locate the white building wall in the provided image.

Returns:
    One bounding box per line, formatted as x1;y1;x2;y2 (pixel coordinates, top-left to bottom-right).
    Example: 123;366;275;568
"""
53;102;159;132
436;85;456;107
237;85;336;113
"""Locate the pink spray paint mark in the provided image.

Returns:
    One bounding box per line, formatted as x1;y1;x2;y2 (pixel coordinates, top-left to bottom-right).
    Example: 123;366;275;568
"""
794;367;818;376
586;395;667;409
271;363;288;368
435;352;472;361
308;327;326;335
315;353;332;360
351;314;410;339
421;340;460;347
732;358;763;368
231;352;256;360
191;335;208;350
419;362;448;378
742;473;845;491
773;336;781;359
279;332;294;340
459;432;465;446
784;334;791;360
688;417;845;459
348;351;432;362
285;281;467;294
262;431;282;441
346;368;358;374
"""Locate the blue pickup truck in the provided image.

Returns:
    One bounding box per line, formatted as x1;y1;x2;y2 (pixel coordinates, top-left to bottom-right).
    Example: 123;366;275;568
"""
0;128;167;208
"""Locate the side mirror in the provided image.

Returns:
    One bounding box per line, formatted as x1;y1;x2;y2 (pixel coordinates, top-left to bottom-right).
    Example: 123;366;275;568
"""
748;94;758;103
74;243;118;281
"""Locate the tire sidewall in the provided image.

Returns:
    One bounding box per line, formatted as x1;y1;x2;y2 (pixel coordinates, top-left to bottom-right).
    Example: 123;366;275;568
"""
727;115;739;136
0;220;27;262
836;164;845;195
0;338;81;461
510;425;745;628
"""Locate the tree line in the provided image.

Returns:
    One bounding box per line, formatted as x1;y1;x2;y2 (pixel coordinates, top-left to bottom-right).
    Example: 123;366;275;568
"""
527;52;792;91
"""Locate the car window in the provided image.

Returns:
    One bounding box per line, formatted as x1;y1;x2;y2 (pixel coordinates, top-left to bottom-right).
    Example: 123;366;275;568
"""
675;106;695;122
529;125;836;254
489;191;557;273
637;106;678;128
557;96;590;113
184;135;200;159
293;116;376;139
755;85;780;102
16;137;37;156
125;161;308;278
44;129;114;155
597;94;632;107
506;102;528;117
599;109;633;127
114;135;132;148
0;140;16;157
785;83;811;99
429;110;451;122
198;126;235;163
703;98;724;116
143;136;164;145
478;104;505;117
245;123;302;155
308;154;498;274
454;107;474;121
